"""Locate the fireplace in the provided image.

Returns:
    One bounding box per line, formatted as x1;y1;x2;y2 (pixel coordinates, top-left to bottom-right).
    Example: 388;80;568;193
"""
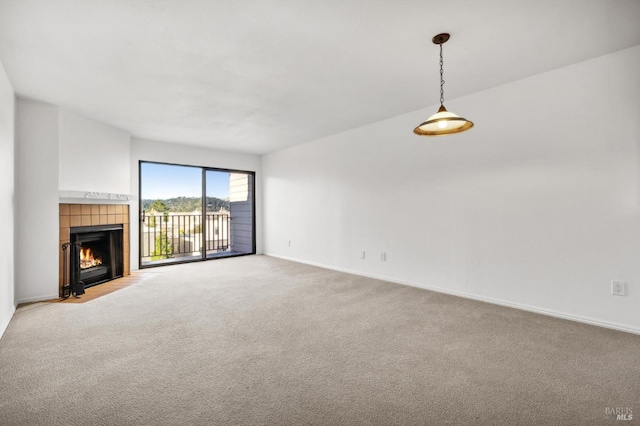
59;203;130;296
70;225;124;288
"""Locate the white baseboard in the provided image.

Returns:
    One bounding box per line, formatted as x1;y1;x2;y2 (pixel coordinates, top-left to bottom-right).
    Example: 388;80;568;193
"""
16;294;59;305
266;253;640;335
0;304;16;340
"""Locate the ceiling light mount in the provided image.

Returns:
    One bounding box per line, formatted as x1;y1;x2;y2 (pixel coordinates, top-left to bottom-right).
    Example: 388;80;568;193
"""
414;33;473;136
432;33;450;45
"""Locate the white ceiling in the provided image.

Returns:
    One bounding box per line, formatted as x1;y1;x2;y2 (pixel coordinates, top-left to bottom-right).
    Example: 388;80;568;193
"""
1;0;639;155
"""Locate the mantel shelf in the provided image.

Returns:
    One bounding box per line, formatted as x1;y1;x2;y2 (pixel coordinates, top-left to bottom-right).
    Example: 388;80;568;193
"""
59;190;136;204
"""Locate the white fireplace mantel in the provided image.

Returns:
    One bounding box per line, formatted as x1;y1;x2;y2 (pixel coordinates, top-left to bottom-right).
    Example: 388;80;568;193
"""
59;190;136;204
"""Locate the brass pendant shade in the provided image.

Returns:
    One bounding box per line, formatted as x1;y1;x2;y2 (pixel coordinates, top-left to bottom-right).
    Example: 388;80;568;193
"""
414;33;473;137
413;105;474;136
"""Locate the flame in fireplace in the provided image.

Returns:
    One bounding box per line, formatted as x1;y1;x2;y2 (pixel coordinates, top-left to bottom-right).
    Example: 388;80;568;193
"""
80;247;102;269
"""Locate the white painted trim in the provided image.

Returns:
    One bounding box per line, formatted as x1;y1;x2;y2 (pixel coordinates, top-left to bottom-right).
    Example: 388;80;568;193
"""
0;304;16;340
265;253;640;336
16;294;60;305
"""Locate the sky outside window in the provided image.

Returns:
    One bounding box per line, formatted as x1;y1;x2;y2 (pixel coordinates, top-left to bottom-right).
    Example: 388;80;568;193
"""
141;163;230;200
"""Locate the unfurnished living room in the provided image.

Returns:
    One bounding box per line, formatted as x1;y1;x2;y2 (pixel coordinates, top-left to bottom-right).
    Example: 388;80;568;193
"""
1;1;639;425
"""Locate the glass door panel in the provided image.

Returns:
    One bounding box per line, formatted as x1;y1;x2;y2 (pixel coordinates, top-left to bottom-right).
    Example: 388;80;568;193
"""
227;171;255;255
205;170;255;257
140;162;203;266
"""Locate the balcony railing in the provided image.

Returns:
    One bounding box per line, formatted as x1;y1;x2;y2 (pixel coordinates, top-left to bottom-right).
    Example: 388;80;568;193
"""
141;212;230;264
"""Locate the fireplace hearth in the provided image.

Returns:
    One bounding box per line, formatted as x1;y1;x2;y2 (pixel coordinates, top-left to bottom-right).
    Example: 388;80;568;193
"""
70;225;124;289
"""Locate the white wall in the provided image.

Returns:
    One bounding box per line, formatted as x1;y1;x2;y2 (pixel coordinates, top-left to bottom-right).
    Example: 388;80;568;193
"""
263;45;640;333
130;138;263;270
0;61;15;338
15;99;59;303
59;109;130;194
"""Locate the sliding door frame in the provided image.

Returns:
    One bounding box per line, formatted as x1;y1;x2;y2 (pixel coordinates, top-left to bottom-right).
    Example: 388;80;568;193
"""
138;160;256;269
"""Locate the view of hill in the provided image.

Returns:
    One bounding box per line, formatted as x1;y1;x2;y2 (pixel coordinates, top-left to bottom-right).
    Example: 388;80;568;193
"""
142;196;229;213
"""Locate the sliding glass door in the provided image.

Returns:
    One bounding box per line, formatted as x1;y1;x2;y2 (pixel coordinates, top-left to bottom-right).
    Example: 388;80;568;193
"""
139;161;255;267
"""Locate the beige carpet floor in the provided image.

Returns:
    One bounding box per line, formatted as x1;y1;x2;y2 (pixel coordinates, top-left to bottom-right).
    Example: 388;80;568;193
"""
0;255;638;425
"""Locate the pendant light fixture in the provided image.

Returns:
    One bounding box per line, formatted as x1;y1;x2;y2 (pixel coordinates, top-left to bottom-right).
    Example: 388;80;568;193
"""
414;33;473;136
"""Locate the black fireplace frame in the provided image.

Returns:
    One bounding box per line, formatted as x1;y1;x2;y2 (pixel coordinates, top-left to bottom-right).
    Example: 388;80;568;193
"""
70;224;124;289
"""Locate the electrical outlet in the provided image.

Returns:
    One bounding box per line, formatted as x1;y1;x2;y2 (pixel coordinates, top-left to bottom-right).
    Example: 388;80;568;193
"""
611;281;626;296
288;240;291;247
381;252;386;261
360;251;365;260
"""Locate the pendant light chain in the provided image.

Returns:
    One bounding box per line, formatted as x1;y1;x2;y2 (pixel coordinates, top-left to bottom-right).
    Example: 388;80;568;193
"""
439;43;445;106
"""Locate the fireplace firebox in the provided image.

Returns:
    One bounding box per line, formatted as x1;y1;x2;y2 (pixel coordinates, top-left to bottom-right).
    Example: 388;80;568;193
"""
70;225;124;288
